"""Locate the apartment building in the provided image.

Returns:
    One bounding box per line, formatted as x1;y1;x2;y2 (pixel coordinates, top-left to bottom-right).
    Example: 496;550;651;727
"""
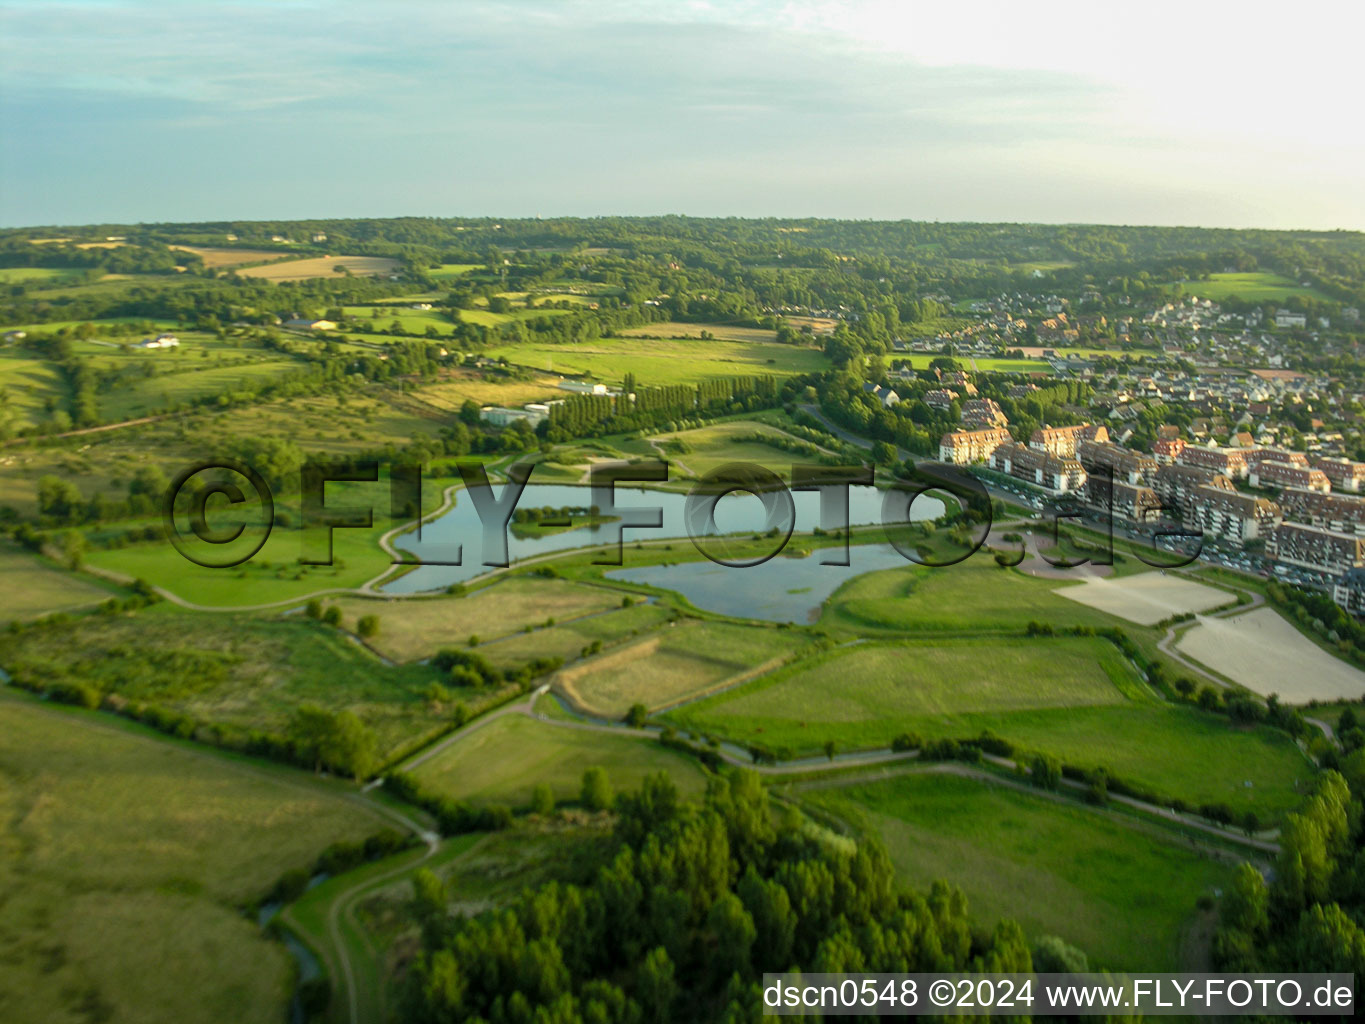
1250;461;1331;493
1178;444;1249;479
961;398;1009;428
1077;439;1159;486
1313;457;1365;493
1278;489;1365;535
1267;522;1365;576
938;428;1012;465
1185;485;1281;543
988;442;1086;493
1028;423;1108;459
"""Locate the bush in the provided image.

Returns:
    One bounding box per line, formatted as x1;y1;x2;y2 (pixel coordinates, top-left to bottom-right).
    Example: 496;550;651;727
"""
322;606;342;626
356;614;380;639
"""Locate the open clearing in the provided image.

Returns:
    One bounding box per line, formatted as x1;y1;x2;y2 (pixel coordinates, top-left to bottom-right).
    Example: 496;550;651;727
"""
408;714;707;806
800;771;1232;969
0;696;388;1024
1176;606;1365;702
556;619;803;717
0;544;116;622
331;578;629;662
1056;573;1232;625
477;601;671;670
236;255;400;281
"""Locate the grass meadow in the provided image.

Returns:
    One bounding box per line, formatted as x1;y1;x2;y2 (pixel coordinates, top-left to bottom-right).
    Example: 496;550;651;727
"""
487;336;829;385
798;771;1233;969
1180;272;1330;303
0;695;388;1024
0;543;120;622
409;714;708;807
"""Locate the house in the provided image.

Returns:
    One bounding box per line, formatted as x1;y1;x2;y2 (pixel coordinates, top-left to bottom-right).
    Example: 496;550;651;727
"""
1274;311;1308;329
409;303;433;311
1;329;26;344
862;382;900;408
136;333;180;349
924;389;956;411
938;428;1012;465
557;380;608;396
283;319;336;331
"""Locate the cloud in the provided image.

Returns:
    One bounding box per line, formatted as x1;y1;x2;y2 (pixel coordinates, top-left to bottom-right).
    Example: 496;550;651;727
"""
0;0;1359;227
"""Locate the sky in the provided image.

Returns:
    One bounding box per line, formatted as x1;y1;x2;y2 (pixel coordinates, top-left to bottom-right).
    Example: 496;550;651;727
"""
1;0;1362;229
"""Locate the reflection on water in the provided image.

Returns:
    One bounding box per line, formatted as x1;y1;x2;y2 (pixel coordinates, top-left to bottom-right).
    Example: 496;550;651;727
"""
381;484;942;594
608;543;915;623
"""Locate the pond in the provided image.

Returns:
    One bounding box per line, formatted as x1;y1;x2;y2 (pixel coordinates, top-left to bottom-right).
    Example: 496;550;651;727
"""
607;542;917;623
380;483;944;594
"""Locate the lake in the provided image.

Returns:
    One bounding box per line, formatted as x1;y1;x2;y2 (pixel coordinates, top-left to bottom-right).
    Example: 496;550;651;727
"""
380;483;943;594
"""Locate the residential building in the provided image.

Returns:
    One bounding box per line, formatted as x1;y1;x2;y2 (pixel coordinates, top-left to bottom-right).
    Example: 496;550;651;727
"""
136;332;180;349
1267;522;1365;576
480;405;547;428
1313;457;1365;493
988;442;1086;493
938;428;1012;465
1274;311;1308;329
557;380;608;395
924;389;956;410
1249;461;1331;493
862;382;900;408
1076;440;1158;486
1333;568;1365;616
1154;463;1232;509
1185;486;1281;543
1177;444;1249;479
1152;437;1186;463
283;319;337;331
960;398;1008;428
1278;489;1365;535
1083;477;1162;524
1028;423;1108;458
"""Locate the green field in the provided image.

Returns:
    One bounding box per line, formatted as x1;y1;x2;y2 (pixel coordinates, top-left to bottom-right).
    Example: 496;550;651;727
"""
558;618;806;717
1180;272;1330;303
487;336;828;386
0;695;391;1024
0;543;119;622
409;713;708;807
667;635;1309;818
649;420;835;478
330;578;632;663
799;771;1233;969
821;556;1139;634
0;606;455;760
0;266;86;285
0;346;70;431
476;600;673;670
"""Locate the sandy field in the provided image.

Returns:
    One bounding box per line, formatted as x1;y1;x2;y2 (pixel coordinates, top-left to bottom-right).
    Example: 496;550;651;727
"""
170;245;289;268
1177;606;1365;702
236;255;399;281
1055;573;1230;625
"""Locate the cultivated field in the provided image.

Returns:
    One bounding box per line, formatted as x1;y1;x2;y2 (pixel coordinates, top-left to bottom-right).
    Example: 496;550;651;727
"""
1176;606;1365;702
0;696;389;1024
476;601;672;671
408;714;707;806
236;255;400;281
556;619;803;717
0;544;116;622
331;578;630;663
800;771;1232;969
1056;574;1232;625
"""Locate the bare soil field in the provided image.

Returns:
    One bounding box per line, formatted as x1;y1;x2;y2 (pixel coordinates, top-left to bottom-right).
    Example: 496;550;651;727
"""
170;245;290;268
1176;606;1365;702
1055;574;1230;625
237;255;400;281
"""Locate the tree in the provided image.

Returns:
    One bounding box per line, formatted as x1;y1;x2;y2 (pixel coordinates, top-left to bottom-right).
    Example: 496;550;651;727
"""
305;598;322;619
357;614;379;638
581;766;614;811
625;703;648;728
871;440;896;465
530;783;555;816
1030;752;1062;790
321;710;377;781
60;530;86;570
823;740;837;762
635;946;677;1024
323;606;342;626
